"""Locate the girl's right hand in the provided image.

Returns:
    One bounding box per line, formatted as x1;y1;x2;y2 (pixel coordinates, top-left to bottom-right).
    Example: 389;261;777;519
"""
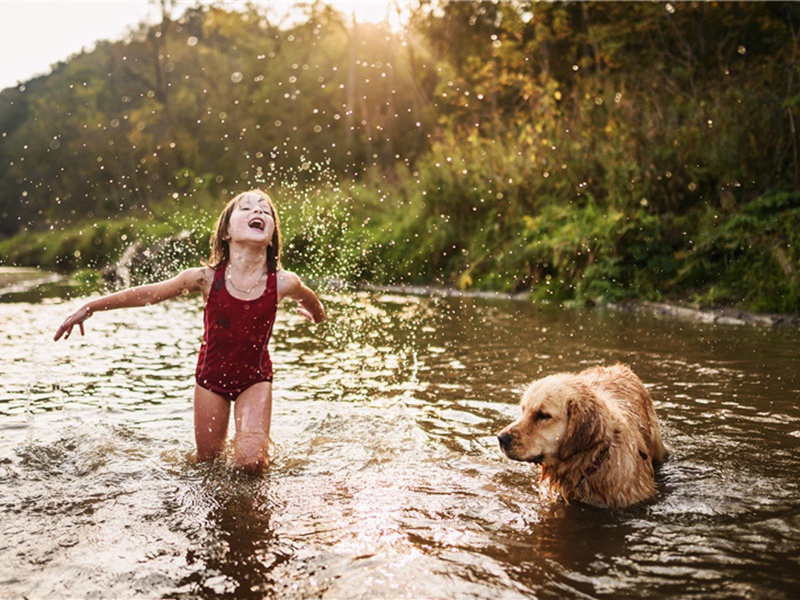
54;305;92;341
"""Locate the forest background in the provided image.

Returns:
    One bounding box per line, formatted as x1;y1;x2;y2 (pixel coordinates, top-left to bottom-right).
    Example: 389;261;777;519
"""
1;0;798;313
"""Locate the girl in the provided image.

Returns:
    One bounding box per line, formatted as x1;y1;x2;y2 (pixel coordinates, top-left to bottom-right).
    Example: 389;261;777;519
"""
54;189;326;473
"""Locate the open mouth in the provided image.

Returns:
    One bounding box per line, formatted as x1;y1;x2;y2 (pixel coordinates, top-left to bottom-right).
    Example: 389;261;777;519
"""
248;218;265;231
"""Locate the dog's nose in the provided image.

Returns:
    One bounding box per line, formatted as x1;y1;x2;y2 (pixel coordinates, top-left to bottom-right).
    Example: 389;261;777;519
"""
497;432;513;451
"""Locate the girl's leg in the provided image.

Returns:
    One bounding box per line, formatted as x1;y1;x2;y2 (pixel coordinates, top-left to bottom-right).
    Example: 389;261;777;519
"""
232;381;273;473
193;384;231;462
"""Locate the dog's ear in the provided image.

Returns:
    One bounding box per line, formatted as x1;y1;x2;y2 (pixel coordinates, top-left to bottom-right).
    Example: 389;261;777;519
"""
559;387;605;461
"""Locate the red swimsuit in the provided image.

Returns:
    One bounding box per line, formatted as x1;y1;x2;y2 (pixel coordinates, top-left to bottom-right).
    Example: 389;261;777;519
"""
195;264;278;401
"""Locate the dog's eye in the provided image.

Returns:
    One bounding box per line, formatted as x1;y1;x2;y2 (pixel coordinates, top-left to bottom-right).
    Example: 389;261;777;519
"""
534;411;551;422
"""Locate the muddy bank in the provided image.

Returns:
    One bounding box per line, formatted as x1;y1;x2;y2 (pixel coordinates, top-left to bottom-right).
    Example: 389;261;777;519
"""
0;267;62;292
354;282;525;301
607;301;800;328
358;283;800;328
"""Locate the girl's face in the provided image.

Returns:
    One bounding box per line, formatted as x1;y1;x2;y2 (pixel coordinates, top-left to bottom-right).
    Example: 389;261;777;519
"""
226;192;275;245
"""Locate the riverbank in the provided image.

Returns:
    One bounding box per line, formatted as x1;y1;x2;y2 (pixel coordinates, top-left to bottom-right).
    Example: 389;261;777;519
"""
360;282;800;328
0;267;62;294
1;267;797;328
606;301;800;328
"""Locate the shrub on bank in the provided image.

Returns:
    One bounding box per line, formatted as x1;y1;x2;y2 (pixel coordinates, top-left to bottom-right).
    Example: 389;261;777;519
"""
677;191;800;313
1;183;797;314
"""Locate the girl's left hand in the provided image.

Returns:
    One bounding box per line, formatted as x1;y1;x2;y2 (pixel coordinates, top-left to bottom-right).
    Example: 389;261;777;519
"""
54;305;91;341
297;306;315;321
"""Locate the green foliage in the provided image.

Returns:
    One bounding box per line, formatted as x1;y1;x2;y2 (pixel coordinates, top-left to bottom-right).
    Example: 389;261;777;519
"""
1;1;799;314
0;205;208;280
678;191;800;313
518;199;674;304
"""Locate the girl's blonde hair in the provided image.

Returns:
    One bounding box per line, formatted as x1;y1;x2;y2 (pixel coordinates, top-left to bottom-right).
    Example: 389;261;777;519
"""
207;189;282;272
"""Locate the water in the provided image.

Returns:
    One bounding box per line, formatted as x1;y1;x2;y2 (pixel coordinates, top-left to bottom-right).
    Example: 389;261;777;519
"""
1;286;799;598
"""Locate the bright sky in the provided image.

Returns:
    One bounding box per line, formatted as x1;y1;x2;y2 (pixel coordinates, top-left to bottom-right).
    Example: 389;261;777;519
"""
0;0;402;91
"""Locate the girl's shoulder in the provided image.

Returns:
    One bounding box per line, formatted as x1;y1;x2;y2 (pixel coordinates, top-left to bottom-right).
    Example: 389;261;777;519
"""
276;267;294;279
276;268;302;284
177;266;215;295
276;268;302;296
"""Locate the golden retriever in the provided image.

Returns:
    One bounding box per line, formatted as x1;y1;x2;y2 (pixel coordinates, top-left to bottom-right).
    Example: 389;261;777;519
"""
497;364;669;508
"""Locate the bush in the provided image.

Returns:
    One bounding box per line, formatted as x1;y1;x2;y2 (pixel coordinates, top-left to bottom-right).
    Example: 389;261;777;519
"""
677;191;800;312
518;198;675;304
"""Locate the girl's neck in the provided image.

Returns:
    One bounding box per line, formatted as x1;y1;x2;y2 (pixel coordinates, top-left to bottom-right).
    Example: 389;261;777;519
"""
227;246;267;274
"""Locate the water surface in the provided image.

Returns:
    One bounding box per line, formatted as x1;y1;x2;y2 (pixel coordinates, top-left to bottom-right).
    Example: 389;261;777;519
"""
1;288;798;598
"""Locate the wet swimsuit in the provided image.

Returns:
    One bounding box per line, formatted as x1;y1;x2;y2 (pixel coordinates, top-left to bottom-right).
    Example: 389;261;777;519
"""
195;263;278;401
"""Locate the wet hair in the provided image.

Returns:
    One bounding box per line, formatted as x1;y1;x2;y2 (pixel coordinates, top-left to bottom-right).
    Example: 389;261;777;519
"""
207;189;282;272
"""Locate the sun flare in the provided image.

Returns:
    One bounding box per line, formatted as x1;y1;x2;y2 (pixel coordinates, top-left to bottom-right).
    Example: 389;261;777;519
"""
328;0;409;29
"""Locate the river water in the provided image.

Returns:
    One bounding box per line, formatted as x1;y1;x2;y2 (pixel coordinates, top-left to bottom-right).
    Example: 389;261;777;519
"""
1;284;798;599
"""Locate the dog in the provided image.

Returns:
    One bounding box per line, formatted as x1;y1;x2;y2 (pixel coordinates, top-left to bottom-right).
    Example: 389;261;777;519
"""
497;364;669;508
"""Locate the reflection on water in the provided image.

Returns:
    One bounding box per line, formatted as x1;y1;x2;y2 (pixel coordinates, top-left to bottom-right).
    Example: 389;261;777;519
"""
1;289;799;598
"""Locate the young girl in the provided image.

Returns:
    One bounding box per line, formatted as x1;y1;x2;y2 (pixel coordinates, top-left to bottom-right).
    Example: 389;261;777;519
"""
54;189;326;473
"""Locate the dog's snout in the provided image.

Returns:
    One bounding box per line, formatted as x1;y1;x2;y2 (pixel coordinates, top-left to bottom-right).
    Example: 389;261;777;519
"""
497;431;513;451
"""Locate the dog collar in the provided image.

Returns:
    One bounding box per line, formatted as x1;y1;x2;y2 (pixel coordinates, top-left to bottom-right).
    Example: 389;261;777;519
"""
584;446;610;477
573;446;610;498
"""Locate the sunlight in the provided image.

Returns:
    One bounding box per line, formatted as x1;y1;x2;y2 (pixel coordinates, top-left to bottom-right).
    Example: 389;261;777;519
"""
328;0;409;30
199;1;411;32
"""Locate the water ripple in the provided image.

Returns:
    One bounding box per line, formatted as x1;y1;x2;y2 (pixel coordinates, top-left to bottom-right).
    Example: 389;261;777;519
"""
0;294;798;598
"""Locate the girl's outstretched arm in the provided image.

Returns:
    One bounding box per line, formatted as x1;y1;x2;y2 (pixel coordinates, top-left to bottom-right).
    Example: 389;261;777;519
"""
54;267;209;341
278;270;326;324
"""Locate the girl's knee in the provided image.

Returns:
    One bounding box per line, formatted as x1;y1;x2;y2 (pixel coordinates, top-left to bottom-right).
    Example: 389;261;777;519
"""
237;455;266;474
195;447;223;463
233;431;269;473
194;435;227;463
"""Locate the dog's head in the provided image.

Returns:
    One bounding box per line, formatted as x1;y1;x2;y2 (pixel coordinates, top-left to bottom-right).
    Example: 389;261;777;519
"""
497;374;603;466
